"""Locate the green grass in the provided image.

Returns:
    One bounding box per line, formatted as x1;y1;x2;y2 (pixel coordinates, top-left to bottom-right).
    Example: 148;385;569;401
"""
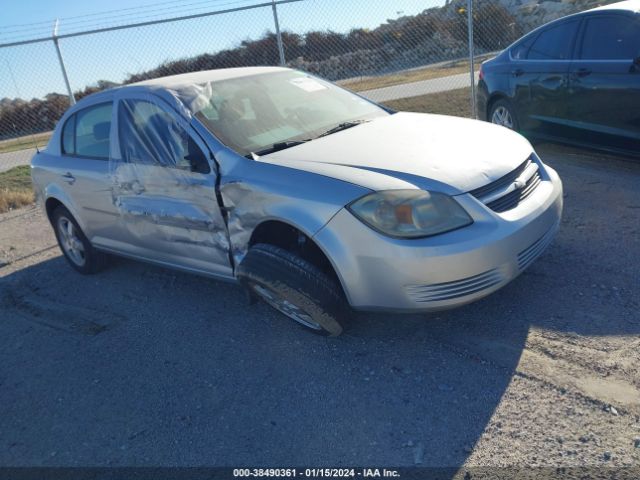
0;165;34;213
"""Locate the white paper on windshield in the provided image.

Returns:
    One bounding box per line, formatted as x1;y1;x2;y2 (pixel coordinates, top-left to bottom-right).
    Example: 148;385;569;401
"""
289;77;328;92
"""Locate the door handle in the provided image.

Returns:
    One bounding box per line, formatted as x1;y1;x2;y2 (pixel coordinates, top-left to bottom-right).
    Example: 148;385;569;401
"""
512;68;524;77
61;172;75;185
575;68;591;77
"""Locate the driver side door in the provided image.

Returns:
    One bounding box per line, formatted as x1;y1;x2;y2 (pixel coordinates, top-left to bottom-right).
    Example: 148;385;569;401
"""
110;93;232;279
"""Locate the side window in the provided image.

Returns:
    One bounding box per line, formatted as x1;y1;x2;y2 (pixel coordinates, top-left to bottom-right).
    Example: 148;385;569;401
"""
61;114;75;155
75;103;113;159
118;99;210;173
528;20;579;60
580;16;640;60
511;36;535;60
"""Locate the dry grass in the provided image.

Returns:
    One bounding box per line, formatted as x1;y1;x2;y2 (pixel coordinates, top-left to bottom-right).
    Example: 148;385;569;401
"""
0;165;34;213
340;54;492;93
383;87;472;118
0;131;51;154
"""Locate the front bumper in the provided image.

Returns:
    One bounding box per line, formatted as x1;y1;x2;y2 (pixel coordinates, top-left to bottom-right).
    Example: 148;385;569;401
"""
313;164;563;312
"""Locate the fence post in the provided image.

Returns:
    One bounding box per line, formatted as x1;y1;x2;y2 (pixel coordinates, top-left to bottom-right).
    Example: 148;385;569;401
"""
271;0;286;66
52;19;75;106
466;0;477;119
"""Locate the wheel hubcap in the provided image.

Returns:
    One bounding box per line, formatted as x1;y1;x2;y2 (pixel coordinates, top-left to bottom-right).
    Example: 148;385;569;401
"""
491;106;514;129
252;284;322;330
57;217;86;267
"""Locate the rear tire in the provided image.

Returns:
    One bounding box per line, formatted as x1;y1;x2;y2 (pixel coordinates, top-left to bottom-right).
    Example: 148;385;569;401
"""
52;205;108;274
237;243;349;336
489;98;519;131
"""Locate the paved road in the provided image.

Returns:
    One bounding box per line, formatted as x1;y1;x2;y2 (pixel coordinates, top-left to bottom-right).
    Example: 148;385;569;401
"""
361;72;480;103
0;148;35;173
1;144;639;469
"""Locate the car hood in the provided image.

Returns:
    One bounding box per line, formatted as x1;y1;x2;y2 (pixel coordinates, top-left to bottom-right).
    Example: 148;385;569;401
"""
263;112;534;194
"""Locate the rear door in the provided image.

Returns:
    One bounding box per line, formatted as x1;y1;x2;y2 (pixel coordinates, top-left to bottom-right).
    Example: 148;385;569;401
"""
57;101;123;243
567;13;640;151
510;19;580;137
110;93;232;279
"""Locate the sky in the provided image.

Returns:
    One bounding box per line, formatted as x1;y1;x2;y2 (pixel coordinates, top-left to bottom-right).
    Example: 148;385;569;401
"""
0;0;446;100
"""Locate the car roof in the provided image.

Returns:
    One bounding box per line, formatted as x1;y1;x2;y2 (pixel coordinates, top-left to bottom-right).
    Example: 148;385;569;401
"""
588;0;640;13
129;66;290;90
67;66;292;117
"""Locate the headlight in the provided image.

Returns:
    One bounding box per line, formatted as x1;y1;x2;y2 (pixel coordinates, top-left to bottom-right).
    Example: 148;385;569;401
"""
347;189;473;238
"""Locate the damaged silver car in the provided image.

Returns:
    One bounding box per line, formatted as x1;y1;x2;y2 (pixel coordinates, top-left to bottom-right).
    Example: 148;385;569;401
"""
31;67;563;336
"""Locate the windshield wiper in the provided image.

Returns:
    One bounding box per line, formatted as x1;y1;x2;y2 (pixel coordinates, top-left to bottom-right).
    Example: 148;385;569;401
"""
246;120;371;159
316;120;369;139
248;140;309;158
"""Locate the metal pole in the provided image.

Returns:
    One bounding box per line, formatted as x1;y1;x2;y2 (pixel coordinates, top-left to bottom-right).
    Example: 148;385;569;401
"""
52;19;75;105
466;0;476;119
271;0;286;66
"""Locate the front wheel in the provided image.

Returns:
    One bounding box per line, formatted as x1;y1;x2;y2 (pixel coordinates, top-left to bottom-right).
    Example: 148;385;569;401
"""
237;243;349;336
489;99;519;131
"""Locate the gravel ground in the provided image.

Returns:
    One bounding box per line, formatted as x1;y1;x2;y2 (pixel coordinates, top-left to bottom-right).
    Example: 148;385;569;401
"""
0;143;639;470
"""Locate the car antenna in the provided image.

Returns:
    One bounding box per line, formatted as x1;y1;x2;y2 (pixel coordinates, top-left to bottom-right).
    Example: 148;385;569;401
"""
5;60;40;154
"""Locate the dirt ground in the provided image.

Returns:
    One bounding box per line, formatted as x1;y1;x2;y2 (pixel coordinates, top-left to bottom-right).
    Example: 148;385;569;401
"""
0;142;639;471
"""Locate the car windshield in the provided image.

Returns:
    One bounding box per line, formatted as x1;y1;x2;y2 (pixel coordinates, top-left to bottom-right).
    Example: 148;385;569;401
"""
187;70;389;157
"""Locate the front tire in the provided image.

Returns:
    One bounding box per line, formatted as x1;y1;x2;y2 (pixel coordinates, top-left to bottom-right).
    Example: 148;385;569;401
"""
237;243;349;336
489;98;519;131
52;206;108;274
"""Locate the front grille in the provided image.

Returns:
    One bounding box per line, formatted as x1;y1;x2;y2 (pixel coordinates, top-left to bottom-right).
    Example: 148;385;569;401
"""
487;170;541;213
405;268;505;303
469;157;543;213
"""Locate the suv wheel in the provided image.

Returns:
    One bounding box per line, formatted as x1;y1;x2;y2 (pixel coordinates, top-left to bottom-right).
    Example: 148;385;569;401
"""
489;99;518;131
52;205;108;274
237;243;349;336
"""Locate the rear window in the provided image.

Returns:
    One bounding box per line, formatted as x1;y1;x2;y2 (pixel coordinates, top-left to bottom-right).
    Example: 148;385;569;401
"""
527;20;579;60
61;102;112;159
580;15;640;60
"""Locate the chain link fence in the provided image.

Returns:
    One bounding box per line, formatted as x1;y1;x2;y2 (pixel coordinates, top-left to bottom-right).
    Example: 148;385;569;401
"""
0;0;613;171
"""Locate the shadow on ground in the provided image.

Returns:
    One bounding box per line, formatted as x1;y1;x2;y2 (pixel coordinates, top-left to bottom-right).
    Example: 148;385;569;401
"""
0;145;638;469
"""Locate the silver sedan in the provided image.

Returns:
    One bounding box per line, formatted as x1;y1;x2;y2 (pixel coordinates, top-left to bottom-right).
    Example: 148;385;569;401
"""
31;67;563;336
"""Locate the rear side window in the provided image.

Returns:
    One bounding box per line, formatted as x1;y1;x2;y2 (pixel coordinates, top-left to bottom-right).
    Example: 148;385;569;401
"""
528;20;579;60
72;103;113;159
511;37;534;60
580;15;640;60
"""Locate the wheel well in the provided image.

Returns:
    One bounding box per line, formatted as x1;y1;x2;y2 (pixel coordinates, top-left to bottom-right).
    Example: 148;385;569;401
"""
45;197;63;223
249;221;341;286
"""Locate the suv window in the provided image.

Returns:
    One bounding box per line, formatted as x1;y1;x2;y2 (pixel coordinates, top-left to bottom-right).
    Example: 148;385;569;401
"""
118;99;209;173
528;20;579;60
580;15;640;60
67;103;113;159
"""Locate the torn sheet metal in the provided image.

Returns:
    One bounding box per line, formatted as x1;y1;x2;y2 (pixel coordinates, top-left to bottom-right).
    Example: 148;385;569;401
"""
212;149;369;267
